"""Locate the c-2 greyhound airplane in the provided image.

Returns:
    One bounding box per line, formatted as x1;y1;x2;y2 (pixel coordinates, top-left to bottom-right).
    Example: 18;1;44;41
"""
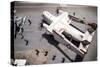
42;10;97;57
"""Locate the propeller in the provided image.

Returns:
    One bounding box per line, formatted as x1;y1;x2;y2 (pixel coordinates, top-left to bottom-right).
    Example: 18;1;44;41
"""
56;7;62;14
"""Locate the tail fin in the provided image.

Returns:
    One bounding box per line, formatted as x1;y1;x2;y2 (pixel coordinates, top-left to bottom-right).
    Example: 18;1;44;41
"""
82;31;93;42
79;31;95;53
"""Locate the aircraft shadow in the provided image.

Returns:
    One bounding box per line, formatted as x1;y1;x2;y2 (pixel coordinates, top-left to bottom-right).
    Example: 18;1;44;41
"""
42;33;84;62
42;33;73;62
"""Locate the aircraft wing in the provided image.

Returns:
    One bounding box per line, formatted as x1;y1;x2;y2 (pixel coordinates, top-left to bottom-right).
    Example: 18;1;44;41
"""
42;10;97;57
